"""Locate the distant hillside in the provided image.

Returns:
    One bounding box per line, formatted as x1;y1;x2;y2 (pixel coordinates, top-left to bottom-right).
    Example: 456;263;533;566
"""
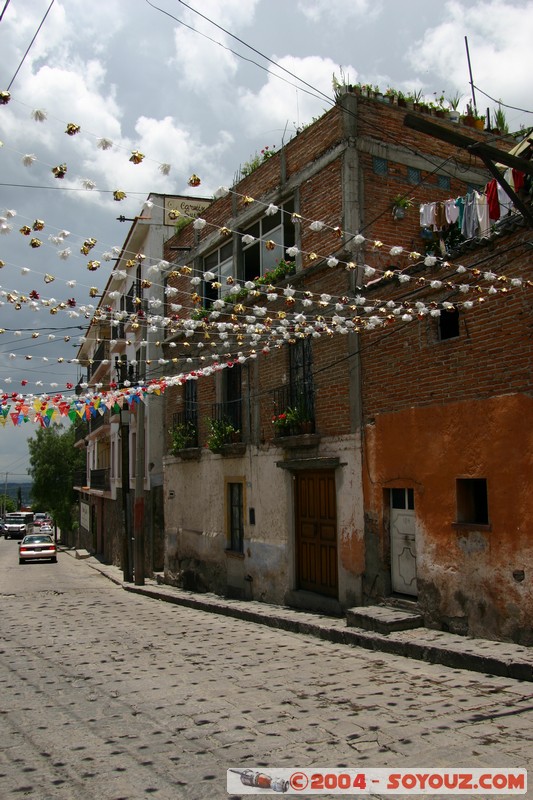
2;482;33;507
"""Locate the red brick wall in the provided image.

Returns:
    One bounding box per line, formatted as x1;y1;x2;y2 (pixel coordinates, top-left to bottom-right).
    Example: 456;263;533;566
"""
162;97;505;451
360;229;532;417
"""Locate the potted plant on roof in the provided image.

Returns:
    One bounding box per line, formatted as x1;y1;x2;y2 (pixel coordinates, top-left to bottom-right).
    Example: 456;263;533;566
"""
462;101;476;128
493;104;509;135
447;92;463;123
433;93;449;119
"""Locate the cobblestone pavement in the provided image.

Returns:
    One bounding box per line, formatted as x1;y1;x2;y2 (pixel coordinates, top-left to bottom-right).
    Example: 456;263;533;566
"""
1;547;532;800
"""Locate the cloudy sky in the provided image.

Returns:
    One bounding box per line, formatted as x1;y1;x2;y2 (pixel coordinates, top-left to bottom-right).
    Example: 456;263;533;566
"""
0;0;532;478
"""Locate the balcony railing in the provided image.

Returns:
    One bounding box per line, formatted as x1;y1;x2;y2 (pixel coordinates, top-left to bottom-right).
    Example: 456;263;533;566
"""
211;399;242;436
73;468;88;487
89;409;109;433
271;383;316;436
90;468;110;491
74;423;88;444
88;340;110;381
171;409;199;448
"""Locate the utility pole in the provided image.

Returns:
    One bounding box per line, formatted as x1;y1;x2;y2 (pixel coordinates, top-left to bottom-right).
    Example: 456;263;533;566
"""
121;406;133;582
133;336;146;586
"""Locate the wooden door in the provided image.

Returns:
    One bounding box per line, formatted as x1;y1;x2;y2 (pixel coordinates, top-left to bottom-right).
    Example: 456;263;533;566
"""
295;470;338;597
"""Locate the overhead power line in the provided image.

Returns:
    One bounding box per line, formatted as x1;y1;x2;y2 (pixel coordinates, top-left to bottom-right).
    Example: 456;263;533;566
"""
7;0;55;91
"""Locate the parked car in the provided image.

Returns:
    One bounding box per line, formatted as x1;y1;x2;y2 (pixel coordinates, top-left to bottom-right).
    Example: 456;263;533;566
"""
18;534;57;564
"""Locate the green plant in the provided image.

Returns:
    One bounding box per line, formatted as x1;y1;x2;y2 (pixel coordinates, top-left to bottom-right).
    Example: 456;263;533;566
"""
433;91;446;110
494;104;509;134
332;67;351;100
241;153;262;177
173;216;193;234
272;403;311;435
447;91;463;111
206;418;239;453
170;421;197;454
286;405;310;425
255;259;296;286
260;145;276;160
392;195;414;210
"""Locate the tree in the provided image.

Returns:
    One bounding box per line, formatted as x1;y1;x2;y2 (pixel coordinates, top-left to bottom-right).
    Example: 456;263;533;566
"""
0;494;16;515
27;424;86;534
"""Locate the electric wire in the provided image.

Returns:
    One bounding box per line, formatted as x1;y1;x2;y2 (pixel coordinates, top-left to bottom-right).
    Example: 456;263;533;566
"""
473;84;533;116
6;0;55;91
0;0;11;23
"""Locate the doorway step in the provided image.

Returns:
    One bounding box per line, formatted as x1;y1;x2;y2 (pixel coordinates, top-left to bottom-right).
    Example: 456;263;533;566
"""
346;604;424;635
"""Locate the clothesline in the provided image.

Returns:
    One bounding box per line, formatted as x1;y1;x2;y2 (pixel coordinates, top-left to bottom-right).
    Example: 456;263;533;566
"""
419;169;530;241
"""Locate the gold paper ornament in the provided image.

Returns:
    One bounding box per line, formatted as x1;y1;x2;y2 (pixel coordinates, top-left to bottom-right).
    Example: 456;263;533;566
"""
30;238;42;248
52;164;67;179
129;150;145;164
113;190;127;201
32;219;45;231
65;123;81;136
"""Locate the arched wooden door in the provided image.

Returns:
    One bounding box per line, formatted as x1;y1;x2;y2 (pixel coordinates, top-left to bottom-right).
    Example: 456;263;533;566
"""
295;470;338;598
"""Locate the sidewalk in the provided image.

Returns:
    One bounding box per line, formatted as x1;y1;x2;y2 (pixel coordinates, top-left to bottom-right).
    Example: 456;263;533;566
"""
64;547;533;683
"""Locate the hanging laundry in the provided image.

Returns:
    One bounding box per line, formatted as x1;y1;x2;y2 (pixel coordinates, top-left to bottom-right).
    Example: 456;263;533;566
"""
475;191;490;238
419;202;436;228
461;193;478;239
486;179;501;221
444;198;459;225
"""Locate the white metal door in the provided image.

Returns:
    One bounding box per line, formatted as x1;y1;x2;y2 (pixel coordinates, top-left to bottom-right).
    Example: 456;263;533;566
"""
390;488;417;596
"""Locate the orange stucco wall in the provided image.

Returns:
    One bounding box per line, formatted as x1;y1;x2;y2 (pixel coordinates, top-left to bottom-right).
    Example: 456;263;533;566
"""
363;393;533;643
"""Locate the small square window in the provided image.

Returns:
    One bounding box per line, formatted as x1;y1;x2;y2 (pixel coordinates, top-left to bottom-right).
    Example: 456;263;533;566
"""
438;306;460;340
407;167;421;185
456;478;489;525
373;156;388;176
391;488;414;510
437;174;451;190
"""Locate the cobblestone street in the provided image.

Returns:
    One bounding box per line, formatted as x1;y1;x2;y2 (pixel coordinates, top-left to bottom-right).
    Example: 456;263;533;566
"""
1;543;532;799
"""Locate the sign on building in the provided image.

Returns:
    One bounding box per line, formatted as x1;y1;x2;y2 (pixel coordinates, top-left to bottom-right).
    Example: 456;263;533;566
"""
164;196;212;226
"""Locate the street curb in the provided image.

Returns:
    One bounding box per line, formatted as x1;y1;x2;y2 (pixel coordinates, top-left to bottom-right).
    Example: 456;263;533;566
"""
65;550;533;683
122;584;533;683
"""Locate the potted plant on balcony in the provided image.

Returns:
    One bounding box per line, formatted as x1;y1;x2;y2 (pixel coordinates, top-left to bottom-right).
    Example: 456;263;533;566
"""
206;418;239;453
169;421;197;456
272;404;313;436
272;411;290;436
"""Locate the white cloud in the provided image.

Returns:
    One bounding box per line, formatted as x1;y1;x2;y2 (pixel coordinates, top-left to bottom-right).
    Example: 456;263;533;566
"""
169;0;261;92
237;55;355;138
297;0;383;23
407;0;533;126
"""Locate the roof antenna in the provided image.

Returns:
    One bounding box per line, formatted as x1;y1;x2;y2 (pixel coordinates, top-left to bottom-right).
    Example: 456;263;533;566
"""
464;35;477;114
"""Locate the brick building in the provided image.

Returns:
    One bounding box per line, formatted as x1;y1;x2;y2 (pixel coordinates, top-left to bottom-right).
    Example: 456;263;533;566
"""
158;92;533;643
